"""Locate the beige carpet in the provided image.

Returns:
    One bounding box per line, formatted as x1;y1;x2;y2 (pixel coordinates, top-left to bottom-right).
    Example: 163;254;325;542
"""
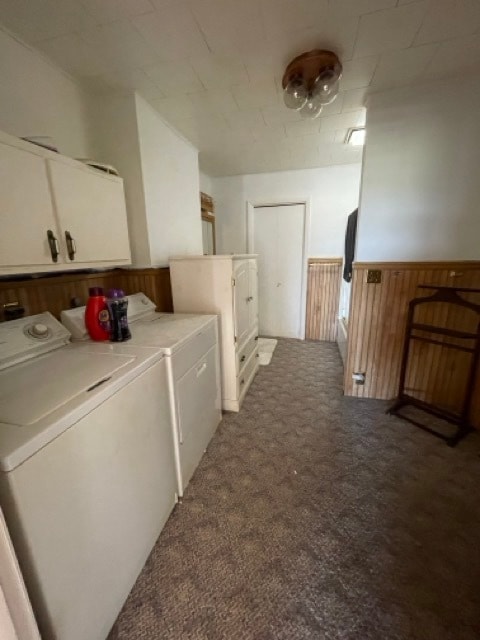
108;339;480;640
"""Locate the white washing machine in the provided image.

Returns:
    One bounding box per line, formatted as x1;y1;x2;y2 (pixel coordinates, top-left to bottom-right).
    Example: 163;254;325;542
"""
0;313;177;640
61;293;222;497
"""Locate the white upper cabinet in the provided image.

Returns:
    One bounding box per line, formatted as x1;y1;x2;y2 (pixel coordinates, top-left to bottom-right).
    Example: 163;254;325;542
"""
47;160;131;265
0;131;131;275
0;142;64;270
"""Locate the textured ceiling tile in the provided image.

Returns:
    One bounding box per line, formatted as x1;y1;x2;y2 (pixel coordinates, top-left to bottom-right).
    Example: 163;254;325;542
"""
340;56;379;90
187;0;265;55
260;0;329;38
329;0;397;15
223;109;267;133
265;14;359;66
341;88;368;112
231;79;279;110
132;3;209;61
414;0;480;46
284;119;322;138
143;60;203;95
81;0;124;23
81;20;159;70
251;125;288;145
190;54;250;90
261;105;303;127
319;92;345;117
149;95;196;121
370;43;438;91
320;110;366;131
423;33;480;80
334;128;349;143
329;145;363;164
173;114;229;145
188;89;239;116
0;0;96;43
101;68;166;100
37;33;113;77
353;2;429;58
118;0;154;18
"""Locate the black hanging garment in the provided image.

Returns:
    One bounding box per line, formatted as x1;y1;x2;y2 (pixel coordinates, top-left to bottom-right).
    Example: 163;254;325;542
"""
343;208;358;283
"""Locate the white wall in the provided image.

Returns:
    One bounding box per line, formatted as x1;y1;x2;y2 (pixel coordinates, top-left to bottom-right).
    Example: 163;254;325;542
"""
93;93;203;267
135;95;202;265
0;27;93;158
199;171;213;195
93;94;151;266
212;165;361;257
357;75;480;262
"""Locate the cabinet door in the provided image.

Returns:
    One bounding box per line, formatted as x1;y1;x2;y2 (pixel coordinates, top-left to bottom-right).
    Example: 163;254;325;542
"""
0;143;63;269
47;160;131;264
233;260;250;347
247;259;258;333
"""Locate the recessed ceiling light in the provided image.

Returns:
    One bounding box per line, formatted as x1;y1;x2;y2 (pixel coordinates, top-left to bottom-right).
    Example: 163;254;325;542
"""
345;127;365;146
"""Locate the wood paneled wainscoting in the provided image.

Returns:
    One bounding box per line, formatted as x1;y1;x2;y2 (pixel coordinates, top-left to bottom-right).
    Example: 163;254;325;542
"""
305;258;342;342
344;261;480;428
0;268;173;321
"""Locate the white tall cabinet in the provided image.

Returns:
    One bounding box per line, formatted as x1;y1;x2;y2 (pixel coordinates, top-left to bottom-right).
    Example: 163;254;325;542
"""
170;255;259;412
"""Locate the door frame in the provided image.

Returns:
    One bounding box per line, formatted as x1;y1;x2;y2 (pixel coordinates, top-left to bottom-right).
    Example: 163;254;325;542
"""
246;199;311;339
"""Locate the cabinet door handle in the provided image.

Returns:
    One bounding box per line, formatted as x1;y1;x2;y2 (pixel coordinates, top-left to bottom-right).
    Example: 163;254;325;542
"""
246;296;253;302
65;231;76;261
240;378;245;386
240;355;246;362
47;230;59;262
254;336;259;341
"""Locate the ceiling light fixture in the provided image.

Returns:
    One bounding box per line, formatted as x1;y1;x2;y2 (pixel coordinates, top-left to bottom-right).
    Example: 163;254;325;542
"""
282;49;342;120
346;127;366;146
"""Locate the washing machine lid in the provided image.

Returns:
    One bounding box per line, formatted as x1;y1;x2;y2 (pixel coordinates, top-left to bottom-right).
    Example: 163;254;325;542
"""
0;343;163;472
0;349;133;426
130;313;217;354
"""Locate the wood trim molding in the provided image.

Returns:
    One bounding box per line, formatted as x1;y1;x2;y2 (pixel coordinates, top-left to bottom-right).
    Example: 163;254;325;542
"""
353;260;480;270
308;257;343;265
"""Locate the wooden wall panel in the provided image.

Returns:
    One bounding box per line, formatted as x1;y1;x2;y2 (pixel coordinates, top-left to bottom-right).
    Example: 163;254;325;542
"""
0;268;173;321
305;258;342;342
344;261;480;428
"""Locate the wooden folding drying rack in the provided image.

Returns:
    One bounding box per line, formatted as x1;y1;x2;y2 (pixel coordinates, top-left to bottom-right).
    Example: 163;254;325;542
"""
388;285;480;446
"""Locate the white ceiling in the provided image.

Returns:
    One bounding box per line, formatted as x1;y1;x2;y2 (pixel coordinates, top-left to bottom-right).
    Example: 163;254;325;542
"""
1;0;480;176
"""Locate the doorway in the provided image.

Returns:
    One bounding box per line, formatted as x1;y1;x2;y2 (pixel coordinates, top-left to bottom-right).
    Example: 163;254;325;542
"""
247;202;307;339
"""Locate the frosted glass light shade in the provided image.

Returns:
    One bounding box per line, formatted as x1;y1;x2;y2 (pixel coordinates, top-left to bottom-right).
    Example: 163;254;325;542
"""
283;77;307;110
312;74;340;105
299;95;323;119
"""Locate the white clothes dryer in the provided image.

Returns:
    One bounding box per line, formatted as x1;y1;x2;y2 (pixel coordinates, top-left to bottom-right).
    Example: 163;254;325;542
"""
0;313;176;640
61;293;222;496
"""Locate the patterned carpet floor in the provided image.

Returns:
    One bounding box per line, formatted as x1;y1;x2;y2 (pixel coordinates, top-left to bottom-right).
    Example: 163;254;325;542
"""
108;339;480;640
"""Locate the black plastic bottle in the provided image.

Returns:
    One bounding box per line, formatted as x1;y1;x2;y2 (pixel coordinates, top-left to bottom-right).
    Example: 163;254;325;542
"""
106;289;131;342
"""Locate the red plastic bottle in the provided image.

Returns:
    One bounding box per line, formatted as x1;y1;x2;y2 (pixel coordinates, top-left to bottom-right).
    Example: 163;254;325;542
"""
85;287;110;341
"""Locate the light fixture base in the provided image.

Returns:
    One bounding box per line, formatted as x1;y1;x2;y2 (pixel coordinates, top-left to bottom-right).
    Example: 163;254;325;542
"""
282;49;342;93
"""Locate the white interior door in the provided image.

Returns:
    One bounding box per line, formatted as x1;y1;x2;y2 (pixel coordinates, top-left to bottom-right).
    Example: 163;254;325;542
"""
252;204;305;338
